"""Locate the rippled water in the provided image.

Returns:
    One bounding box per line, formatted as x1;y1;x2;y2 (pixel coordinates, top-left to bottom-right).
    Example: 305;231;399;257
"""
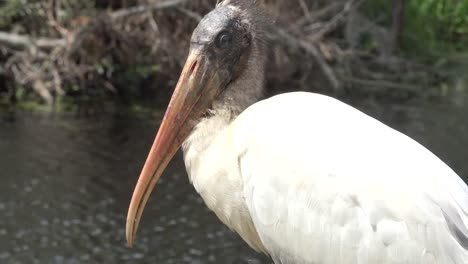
0;94;467;264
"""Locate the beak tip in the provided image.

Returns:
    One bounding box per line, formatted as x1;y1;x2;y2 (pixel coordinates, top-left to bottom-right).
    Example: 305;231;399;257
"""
126;222;135;248
126;233;135;248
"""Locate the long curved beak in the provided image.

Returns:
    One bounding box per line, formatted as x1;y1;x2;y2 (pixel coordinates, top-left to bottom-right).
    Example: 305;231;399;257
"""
126;51;222;247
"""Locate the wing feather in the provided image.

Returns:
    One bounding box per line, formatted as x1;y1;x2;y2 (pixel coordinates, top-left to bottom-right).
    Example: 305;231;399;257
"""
231;93;468;264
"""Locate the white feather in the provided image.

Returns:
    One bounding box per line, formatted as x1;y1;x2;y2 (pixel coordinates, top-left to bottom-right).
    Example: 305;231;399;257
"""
183;92;468;264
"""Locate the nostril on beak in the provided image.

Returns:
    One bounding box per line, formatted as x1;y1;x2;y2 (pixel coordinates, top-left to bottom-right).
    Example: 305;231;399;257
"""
189;60;198;75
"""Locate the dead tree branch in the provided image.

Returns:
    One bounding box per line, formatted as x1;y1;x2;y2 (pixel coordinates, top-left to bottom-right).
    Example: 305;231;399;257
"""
111;0;189;19
308;0;363;42
0;32;65;49
47;0;71;37
274;28;342;92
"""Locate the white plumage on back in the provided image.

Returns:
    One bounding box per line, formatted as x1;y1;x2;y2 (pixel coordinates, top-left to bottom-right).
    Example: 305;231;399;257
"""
183;92;468;264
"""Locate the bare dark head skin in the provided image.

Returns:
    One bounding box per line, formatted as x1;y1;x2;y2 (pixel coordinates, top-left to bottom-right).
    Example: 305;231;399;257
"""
190;5;253;88
126;0;268;247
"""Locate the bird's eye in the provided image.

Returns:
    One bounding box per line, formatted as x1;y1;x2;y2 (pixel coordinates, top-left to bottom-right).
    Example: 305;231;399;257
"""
216;31;232;49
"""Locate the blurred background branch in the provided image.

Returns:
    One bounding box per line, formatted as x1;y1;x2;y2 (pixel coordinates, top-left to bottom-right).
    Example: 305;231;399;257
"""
0;0;467;105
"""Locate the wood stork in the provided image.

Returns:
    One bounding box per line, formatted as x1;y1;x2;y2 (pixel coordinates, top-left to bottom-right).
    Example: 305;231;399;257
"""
126;1;468;263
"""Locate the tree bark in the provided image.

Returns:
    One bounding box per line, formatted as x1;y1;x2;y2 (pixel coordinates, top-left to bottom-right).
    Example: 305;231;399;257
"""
390;0;405;53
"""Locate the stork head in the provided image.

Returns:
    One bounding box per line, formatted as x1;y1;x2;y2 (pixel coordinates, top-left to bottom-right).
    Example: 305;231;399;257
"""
126;0;268;247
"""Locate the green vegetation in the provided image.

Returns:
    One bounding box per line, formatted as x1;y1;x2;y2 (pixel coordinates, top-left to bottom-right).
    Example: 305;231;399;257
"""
365;0;468;60
0;0;22;29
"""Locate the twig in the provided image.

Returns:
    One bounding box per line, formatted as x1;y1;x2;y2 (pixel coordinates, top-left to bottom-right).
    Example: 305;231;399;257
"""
111;0;189;19
32;79;54;105
307;0;364;42
146;12;162;54
341;76;420;92
52;67;65;95
289;2;343;31
274;29;342;92
298;0;311;19
0;32;65;49
47;0;70;37
176;7;203;22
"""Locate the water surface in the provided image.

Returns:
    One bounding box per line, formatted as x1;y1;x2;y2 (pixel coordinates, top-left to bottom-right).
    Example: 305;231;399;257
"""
0;94;467;264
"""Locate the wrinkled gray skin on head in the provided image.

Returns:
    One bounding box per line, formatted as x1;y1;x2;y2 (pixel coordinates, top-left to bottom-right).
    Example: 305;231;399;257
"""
189;4;267;115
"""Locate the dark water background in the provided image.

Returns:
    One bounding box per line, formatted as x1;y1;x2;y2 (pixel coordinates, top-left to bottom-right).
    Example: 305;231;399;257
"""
1;93;467;264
